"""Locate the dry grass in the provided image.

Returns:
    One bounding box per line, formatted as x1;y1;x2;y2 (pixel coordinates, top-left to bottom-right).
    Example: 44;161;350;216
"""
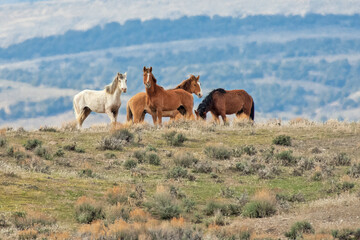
1;120;359;239
253;188;276;204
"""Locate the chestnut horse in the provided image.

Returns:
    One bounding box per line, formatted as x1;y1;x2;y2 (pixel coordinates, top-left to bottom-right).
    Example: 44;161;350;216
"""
195;88;254;124
126;75;202;123
143;67;194;125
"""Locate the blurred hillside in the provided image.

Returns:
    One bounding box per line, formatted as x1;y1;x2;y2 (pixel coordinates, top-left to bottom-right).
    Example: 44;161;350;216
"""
0;14;360;127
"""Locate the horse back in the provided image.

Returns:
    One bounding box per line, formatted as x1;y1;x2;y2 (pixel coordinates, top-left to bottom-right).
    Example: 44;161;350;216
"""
220;90;253;114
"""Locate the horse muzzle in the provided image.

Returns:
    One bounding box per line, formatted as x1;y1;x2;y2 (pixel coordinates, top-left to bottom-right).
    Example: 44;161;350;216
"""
122;88;127;93
145;83;151;89
197;93;203;98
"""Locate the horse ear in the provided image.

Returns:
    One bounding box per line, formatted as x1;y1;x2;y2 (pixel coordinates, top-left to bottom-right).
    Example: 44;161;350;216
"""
124;72;127;76
150;67;152;73
196;75;200;81
143;66;146;72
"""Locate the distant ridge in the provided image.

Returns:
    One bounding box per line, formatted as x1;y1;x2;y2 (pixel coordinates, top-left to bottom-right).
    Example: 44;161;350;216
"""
1;14;360;61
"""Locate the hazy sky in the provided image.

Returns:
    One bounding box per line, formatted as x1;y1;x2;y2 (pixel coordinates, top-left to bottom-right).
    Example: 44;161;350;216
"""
1;0;360;47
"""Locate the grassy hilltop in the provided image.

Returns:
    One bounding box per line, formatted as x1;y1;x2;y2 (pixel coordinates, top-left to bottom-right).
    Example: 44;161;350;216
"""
0;119;359;239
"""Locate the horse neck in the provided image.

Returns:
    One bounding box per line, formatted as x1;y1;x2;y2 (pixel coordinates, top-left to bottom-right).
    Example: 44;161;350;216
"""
145;80;158;97
112;86;122;98
176;79;192;93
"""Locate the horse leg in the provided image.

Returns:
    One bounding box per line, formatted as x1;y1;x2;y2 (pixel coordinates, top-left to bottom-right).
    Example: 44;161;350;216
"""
157;109;163;125
105;109;116;126
220;113;228;125
113;109;119;126
211;112;220;124
149;109;157;125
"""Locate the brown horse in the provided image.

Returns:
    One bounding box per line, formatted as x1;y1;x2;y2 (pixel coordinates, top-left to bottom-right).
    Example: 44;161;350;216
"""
127;74;202;123
195;88;254;124
143;66;194;125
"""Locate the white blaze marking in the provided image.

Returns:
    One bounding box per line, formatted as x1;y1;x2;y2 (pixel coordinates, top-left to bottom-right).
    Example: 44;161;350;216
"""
147;73;150;84
199;82;203;96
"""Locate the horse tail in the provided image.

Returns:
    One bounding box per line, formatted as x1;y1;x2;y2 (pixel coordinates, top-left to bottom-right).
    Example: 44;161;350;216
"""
126;102;133;122
250;100;255;121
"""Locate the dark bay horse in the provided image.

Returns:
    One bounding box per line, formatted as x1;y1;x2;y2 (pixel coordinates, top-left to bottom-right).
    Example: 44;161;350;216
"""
126;75;202;123
195;88;254;124
143;67;194;125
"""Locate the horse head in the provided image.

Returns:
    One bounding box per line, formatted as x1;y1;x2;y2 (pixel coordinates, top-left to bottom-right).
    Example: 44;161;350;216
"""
195;105;207;120
117;72;127;93
190;75;202;98
143;66;156;89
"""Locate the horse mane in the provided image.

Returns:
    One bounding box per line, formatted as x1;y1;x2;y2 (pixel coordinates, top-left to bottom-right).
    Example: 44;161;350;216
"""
152;74;157;84
173;76;192;91
105;75;119;94
197;88;226;114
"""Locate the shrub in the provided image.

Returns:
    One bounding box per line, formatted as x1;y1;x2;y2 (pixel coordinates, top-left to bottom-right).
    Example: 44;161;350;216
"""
193;161;212;173
75;197;105;224
173;152;198;168
348;163;360;178
258;165;280;179
276;193;305;203
24;139;42;150
242;201;276;218
106;203;130;223
64;143;85;153
78;169;95;178
133;150;146;163
285;221;314;240
39;126;57;132
104;152;116;159
148;223;203;239
98;137;123;151
170;186;186;199
275;150;297;166
7;146;14;157
311;147;322;154
163;131;187;146
0;137;6;147
167;167;188;180
311;172;322;181
334;152;351;166
34;146;52;160
262;146;275;162
11;211;56;230
146;145;157;152
331;228;360;240
54;148;65;157
341;181;355;191
204;146;231;160
18;229;38;240
182;198;196;213
209;211;227;226
111;129;134;143
272;135;291;146
232;148;244;157
242;145;257;156
106;186;129;205
204;201;225;216
14;151;26;161
145;193;181;219
124;159;137;170
297;158;314;171
147;153;161;166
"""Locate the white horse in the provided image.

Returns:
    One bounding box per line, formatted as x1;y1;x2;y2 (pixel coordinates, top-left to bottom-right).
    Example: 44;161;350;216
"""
73;72;127;128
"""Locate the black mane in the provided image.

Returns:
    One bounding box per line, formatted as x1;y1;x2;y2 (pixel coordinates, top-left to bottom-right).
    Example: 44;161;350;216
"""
197;88;226;118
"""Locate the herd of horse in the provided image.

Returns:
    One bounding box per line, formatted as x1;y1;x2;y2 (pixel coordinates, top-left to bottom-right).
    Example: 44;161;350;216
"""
73;67;255;128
